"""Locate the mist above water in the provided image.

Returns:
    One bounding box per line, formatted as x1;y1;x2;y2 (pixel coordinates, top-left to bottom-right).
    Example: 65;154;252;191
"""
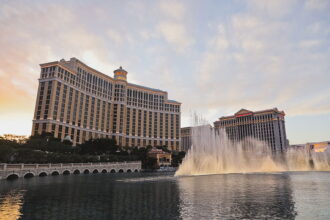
176;120;330;176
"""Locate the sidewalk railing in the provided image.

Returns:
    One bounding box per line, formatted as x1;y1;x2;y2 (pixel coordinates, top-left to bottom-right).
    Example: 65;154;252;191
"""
0;161;141;171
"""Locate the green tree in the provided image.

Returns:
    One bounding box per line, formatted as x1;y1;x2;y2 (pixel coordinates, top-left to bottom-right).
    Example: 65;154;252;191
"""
172;151;186;167
0;145;15;162
79;138;117;155
144;157;158;169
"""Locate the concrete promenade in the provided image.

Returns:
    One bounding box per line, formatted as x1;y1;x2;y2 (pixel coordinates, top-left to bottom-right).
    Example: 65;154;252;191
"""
0;161;141;180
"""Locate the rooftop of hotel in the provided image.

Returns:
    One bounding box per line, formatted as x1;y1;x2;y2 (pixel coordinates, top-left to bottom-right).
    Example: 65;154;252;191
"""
147;147;171;155
127;82;166;93
218;108;285;120
40;57;180;104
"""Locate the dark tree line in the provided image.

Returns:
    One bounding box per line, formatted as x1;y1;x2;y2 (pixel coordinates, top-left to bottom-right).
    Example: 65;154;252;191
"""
0;133;186;169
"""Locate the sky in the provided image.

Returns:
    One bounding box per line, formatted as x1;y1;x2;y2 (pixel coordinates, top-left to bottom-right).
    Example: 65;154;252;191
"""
0;0;329;144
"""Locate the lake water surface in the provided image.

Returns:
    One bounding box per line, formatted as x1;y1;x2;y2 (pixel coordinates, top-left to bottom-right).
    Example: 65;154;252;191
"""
1;172;330;219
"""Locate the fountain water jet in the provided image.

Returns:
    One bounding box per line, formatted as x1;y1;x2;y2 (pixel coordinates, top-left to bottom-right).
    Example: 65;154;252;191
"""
175;123;330;176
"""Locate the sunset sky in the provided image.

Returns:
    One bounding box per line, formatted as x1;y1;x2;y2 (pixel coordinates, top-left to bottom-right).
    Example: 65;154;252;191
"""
0;0;329;144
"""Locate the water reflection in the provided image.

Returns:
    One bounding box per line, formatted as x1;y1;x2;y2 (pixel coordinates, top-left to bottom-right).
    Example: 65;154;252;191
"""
0;173;181;219
289;172;330;219
1;172;330;219
0;189;25;219
178;174;297;219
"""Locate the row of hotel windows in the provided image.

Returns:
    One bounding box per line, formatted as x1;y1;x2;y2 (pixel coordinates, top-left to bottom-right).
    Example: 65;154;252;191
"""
33;122;180;148
224;122;282;150
35;82;52;120
113;85;180;112
41;66;180;112
42;66;113;100
36;81;180;139
181;136;192;152
219;120;282;139
224;122;276;138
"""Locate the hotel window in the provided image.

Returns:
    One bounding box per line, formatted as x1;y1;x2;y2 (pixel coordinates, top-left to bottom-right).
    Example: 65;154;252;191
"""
143;111;147;137
34;123;39;134
89;97;95;129
126;108;131;135
119;104;124;133
83;95;89;128
148;111;152;137
95;99;100;130
106;102;111;132
52;124;56;134
65;126;69;137
154;112;158;138
170;114;174;139
176;115;180;139
43;81;52;120
101;101;106;131
58;125;62;139
160;113;163;138
36;82;45;119
132;109;136;136
113;104;118;133
76;129;80;143
78;93;84;127
165;114;169;138
138;110;142;136
40;123;47;134
53;82;61;120
66;88;73;123
60;85;67;122
72;90;79;125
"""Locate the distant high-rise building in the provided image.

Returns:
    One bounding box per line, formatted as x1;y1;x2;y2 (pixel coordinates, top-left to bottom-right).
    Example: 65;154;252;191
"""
181;127;192;152
214;108;287;152
180;125;212;152
32;58;181;150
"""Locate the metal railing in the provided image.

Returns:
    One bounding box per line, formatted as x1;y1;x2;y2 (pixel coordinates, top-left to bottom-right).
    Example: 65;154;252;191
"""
0;161;141;171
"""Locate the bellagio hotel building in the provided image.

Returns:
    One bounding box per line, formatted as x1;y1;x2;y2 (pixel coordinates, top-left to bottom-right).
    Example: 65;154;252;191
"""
32;58;181;150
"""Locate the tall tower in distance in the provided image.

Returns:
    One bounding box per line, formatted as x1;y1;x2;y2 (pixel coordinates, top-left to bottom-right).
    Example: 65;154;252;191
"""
114;66;127;81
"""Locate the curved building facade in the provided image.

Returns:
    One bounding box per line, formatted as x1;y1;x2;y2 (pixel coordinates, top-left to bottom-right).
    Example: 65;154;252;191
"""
32;58;181;150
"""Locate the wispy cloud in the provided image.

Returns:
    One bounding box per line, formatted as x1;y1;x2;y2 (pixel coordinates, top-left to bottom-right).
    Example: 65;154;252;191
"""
157;21;194;52
191;1;330;120
304;0;330;10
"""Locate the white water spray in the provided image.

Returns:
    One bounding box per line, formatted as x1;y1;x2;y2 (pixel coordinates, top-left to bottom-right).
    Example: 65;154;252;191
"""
176;120;330;176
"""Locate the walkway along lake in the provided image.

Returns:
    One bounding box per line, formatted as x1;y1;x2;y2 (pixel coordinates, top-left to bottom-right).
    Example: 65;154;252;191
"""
0;162;141;180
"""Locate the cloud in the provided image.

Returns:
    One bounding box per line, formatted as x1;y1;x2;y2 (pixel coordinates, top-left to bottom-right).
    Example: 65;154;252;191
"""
155;0;194;52
157;21;193;52
299;40;321;48
192;4;330;119
304;0;330;10
159;0;186;20
247;0;298;17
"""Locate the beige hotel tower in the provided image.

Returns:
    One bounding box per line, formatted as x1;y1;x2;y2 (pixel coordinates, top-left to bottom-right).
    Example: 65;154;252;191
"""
32;58;181;150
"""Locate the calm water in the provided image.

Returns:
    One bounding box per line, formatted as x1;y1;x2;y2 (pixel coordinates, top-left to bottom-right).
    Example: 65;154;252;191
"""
1;172;330;220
